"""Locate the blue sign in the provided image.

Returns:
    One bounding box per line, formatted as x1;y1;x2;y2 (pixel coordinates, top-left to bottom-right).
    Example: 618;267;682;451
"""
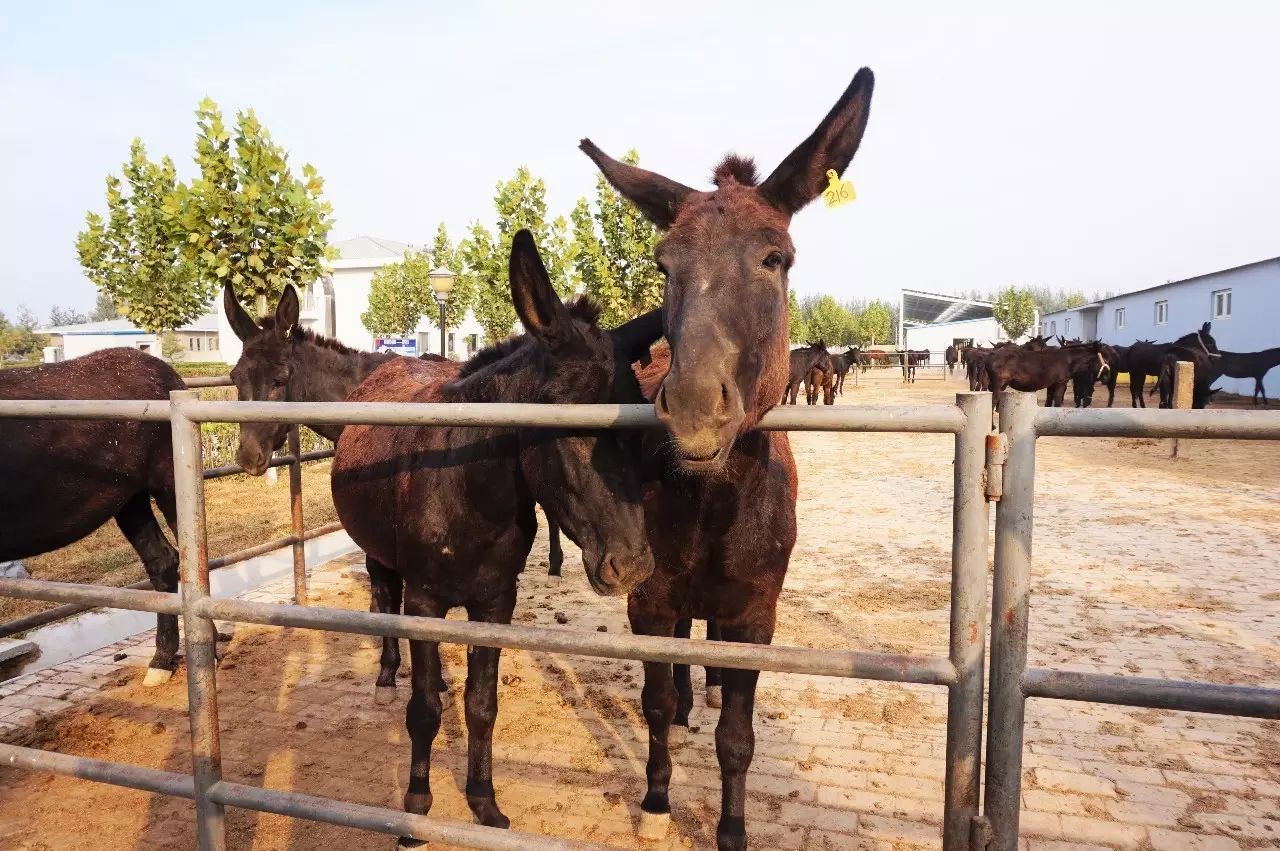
374;337;418;356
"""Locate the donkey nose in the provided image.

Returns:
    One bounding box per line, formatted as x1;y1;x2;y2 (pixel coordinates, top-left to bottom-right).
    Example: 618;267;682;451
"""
595;550;655;596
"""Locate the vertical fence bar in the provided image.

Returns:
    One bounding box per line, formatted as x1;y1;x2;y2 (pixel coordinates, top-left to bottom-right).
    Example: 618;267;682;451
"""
943;392;993;851
983;390;1038;851
287;425;307;606
170;390;227;851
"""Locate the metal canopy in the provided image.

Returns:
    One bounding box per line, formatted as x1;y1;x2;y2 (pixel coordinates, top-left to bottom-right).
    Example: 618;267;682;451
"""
901;289;994;328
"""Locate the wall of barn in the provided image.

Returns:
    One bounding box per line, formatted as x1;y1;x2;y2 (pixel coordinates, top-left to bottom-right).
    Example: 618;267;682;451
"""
1040;258;1280;397
904;317;1028;359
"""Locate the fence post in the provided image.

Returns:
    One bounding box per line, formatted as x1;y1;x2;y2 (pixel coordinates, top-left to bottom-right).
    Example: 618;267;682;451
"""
287;425;308;606
983;390;1038;851
943;392;992;851
1171;360;1194;459
170;390;227;851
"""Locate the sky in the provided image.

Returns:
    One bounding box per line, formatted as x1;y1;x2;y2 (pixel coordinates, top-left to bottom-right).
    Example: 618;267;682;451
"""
2;2;1279;321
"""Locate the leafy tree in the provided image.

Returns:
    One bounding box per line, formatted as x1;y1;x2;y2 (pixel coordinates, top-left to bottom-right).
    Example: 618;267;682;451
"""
806;295;853;345
361;250;433;338
167;99;335;317
48;306;90;326
160;332;184;361
854;300;893;346
0;306;47;360
76;139;209;334
570;150;664;327
90;292;118;321
993;286;1038;339
462;168;571;343
787;289;808;343
427;223;474;329
1062;292;1087;309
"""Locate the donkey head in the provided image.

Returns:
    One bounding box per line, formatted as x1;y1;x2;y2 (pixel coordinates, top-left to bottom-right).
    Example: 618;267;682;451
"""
224;285;302;475
505;230;660;595
580;68;874;471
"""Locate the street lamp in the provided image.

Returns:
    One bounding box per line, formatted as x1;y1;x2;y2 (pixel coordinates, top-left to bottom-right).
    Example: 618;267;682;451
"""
428;267;455;358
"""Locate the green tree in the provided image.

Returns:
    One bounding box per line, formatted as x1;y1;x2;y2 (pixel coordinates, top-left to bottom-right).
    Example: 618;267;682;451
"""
806;295;852;345
462;168;571;343
361;250;433;338
48;306;90;326
1063;292;1087;309
854;300;893;346
160;331;184;360
0;306;47;360
76;139;209;334
992;286;1038;339
168;99;335;317
787;289;808;343
570;150;664;327
90;292;118;321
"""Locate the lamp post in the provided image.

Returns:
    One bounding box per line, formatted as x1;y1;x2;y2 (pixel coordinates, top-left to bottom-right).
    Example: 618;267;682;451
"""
428;267;455;358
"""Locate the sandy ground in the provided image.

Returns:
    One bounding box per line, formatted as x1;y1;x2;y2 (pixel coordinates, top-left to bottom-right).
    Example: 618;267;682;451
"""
1;372;1278;850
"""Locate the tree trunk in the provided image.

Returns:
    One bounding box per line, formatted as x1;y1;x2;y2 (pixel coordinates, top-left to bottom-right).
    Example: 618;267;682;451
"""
256;291;268;320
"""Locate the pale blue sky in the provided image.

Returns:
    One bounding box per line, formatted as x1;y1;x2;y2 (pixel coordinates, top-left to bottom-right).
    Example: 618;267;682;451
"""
2;2;1279;319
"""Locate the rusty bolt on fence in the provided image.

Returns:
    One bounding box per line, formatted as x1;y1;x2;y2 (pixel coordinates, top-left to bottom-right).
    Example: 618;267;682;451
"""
984;432;1008;501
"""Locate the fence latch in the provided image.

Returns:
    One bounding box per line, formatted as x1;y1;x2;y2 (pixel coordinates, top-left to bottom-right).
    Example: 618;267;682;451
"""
984;433;1008;502
970;815;992;851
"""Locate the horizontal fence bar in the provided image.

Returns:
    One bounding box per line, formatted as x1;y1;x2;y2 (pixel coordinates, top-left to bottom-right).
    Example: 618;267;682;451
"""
0;577;182;616
205;522;344;572
197;597;956;685
209;781;607;851
1022;668;1280;719
179;400;969;434
203;448;335;480
1035;407;1280;440
0;399;171;421
0;743;196;799
182;376;234;388
0;522;343;637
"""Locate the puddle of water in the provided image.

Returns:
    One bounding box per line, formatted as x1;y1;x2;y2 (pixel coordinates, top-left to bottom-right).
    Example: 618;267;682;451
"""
5;531;358;679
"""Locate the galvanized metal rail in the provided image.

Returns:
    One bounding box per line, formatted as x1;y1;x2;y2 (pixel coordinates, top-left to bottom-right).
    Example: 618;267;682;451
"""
2;389;1277;850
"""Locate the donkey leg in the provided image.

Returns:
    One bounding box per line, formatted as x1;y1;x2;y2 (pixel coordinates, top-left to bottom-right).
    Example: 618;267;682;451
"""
631;609;679;839
399;589;448;848
462;593;517;829
672;618;694;740
714;624;771;851
367;556;404;703
547;517;564;577
116;493;180;686
704;618;723;708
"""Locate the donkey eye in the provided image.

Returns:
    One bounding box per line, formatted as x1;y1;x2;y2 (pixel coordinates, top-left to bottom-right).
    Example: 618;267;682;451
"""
763;252;784;271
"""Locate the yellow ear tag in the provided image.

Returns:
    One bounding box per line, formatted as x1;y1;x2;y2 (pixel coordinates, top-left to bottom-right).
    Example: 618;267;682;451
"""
822;169;856;208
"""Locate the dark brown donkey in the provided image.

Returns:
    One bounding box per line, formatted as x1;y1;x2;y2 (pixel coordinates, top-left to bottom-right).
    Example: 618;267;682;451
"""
0;348;184;685
985;341;1113;407
580;67;874;850
235;232;662;838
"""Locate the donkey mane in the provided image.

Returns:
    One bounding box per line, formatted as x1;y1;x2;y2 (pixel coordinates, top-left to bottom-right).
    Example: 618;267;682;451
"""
257;317;367;357
712;154;760;187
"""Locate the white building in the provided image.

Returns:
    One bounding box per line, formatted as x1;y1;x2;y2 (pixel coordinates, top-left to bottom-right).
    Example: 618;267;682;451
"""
1039;256;1280;398
40;314;222;362
901;289;1037;360
217;235;487;365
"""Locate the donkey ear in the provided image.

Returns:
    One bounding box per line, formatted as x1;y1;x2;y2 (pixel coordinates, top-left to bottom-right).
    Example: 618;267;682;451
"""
276;285;300;336
760;68;875;217
609;308;664;366
509;230;577;348
579;139;695;230
1201;321;1211;334
223;284;258;341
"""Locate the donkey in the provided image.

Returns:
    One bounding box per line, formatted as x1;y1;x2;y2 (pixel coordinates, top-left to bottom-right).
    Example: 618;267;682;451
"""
1125;323;1220;408
335;234;657;837
783;341;832;405
1213;347;1280;406
580;66;873;850
0;348;184;686
985;341;1112;407
830;345;860;393
1152;345;1222;409
944;345;958;376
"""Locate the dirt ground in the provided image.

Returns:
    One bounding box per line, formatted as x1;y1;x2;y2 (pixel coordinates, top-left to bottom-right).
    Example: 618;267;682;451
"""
1;372;1278;850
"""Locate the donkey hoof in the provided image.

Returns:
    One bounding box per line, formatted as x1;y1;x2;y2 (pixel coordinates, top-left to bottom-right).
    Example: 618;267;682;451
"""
143;667;174;687
705;685;722;708
667;724;688;746
374;685;397;705
637;809;671;841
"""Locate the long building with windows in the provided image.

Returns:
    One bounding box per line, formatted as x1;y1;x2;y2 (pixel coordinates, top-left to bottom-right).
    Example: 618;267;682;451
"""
1038;256;1280;398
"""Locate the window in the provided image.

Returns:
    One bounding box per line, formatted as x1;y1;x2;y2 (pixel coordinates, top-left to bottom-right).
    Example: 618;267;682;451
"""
209;334;219;352
1114;308;1125;329
188;337;196;351
1049;320;1057;336
1212;288;1231;319
1064;317;1071;335
304;286;316;311
1155;300;1168;325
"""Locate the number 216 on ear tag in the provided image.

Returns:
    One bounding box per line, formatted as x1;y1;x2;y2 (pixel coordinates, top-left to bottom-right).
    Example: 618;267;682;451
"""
823;169;856;208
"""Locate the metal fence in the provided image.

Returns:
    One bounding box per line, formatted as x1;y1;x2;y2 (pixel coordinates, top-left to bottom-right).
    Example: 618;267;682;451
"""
0;389;1278;851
